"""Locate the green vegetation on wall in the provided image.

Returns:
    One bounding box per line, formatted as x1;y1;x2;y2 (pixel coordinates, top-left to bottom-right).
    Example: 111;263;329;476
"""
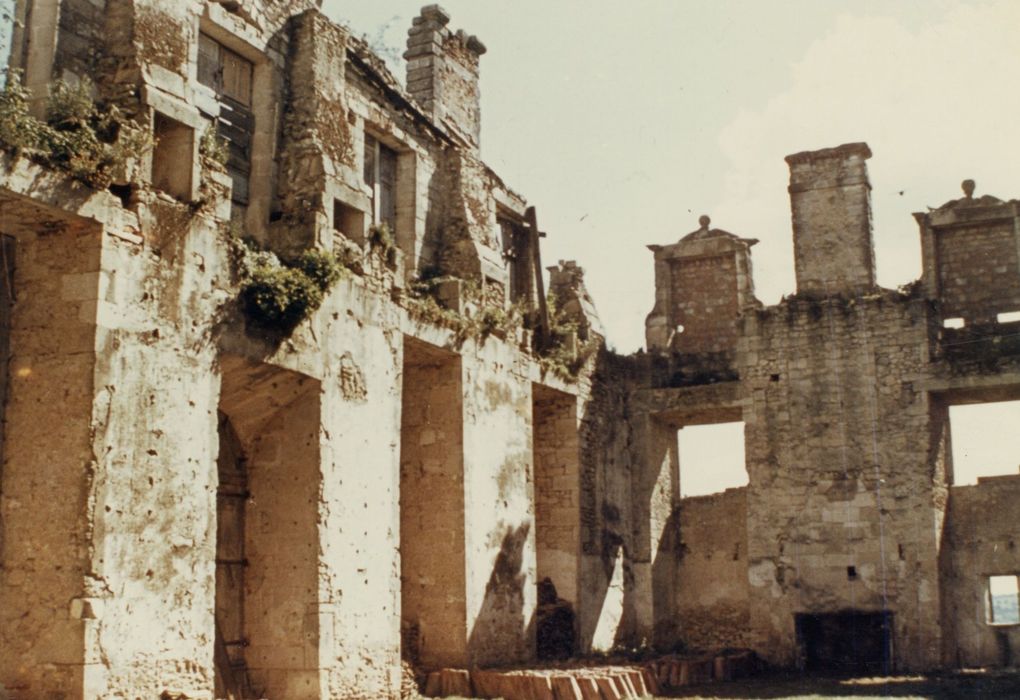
234;237;347;332
0;71;147;188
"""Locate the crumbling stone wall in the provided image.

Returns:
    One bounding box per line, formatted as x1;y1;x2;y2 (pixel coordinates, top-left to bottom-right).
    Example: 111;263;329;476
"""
6;1;1020;694
628;142;1020;672
0;201;104;698
0;2;592;698
941;475;1020;668
741;293;943;669
674;488;752;652
404;5;486;149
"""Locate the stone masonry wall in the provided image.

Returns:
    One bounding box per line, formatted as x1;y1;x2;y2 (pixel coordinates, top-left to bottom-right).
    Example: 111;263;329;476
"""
674;487;752;652
534;385;581;606
941;475;1020;668
741;294;944;670
787;143;876;297
0;218;103;698
400;341;468;670
935;223;1020;324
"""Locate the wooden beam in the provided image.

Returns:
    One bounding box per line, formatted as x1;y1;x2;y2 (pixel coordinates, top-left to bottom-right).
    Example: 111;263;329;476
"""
526;206;550;349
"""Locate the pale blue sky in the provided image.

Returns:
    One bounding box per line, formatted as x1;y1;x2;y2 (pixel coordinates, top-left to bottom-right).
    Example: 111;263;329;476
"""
325;1;1020;489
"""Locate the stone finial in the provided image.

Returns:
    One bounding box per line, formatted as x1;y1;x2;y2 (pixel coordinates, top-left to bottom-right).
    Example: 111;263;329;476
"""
698;215;711;230
420;4;451;26
962;179;975;199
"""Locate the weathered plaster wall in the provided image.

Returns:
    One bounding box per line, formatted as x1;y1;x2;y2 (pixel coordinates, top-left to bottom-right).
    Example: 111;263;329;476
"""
66;185;241;699
318;282;404;699
576;355;639;653
462;339;536;667
941;475;1020;668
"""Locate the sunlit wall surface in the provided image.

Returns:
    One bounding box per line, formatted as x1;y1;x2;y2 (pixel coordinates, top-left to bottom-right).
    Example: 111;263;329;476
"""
0;0;14;77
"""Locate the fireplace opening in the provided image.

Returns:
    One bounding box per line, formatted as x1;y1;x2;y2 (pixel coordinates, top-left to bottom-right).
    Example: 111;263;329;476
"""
795;611;893;674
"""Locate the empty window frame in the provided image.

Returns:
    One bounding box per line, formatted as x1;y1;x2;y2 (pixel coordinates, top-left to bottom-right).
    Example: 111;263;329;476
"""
363;134;397;232
987;575;1020;625
499;216;531;303
677;421;747;498
152;113;194;200
333;199;366;242
948;401;1020;485
198;33;254;210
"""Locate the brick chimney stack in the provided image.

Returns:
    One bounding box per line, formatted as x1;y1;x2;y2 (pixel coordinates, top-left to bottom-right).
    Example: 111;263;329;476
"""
786;142;877;297
404;4;486;148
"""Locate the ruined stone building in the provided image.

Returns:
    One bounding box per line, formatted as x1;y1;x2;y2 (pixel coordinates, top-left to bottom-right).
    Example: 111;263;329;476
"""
0;1;1018;699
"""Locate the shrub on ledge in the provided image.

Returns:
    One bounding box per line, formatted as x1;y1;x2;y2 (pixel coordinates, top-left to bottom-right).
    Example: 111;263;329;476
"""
236;240;345;331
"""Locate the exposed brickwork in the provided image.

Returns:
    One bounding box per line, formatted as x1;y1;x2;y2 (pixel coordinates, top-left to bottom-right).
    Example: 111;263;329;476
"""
670;254;739;353
645;217;757;364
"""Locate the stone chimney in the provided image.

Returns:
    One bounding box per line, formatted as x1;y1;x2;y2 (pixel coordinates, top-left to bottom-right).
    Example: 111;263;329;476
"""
404;5;486;148
786;142;876;297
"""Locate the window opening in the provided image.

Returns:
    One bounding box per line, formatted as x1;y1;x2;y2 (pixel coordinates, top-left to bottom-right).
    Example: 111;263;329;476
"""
198;33;254;214
948;401;1020;485
988;575;1020;625
152;113;194;200
678;421;747;498
333;199;366;243
499;216;531;303
364;134;397;232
